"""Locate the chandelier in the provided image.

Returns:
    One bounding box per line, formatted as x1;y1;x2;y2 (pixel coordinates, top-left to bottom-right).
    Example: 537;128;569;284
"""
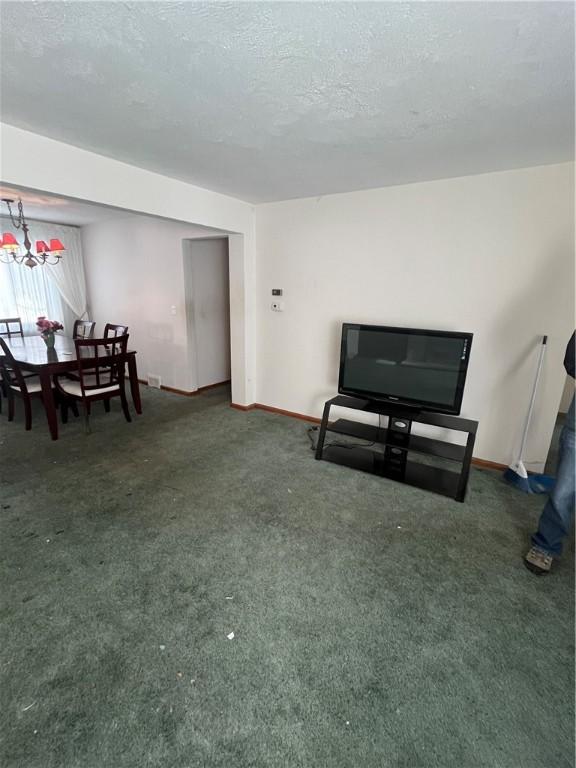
0;198;65;268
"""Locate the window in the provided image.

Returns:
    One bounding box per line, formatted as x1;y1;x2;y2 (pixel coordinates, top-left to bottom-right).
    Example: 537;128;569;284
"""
0;218;86;335
0;260;66;334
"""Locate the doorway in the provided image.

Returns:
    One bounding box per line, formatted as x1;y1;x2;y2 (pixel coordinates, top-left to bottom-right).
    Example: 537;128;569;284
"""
183;237;231;394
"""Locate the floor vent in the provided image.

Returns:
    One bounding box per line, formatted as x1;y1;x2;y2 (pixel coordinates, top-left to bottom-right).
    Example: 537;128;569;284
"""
148;374;162;389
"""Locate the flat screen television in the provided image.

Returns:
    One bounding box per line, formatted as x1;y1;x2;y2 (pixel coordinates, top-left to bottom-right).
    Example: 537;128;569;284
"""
338;323;473;415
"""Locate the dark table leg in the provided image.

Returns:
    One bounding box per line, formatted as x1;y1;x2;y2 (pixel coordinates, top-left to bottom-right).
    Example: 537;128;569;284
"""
40;371;59;440
128;355;142;415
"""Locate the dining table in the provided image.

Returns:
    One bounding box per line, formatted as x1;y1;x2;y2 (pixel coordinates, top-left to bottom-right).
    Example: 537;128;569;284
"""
1;334;142;440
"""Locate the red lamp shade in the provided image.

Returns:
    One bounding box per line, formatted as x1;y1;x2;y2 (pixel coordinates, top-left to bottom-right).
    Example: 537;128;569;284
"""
49;238;65;253
36;240;49;254
1;232;18;249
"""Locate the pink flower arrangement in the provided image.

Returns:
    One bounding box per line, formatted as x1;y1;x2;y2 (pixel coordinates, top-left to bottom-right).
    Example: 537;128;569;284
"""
36;316;64;336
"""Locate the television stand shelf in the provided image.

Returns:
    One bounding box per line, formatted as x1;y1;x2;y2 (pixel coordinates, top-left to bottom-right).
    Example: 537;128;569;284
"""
315;395;478;502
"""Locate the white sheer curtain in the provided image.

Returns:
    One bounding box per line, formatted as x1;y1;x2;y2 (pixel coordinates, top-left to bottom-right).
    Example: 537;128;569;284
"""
0;259;65;334
43;223;88;319
0;218;87;336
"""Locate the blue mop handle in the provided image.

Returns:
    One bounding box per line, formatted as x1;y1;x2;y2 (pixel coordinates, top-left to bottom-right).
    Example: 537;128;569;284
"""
517;335;548;462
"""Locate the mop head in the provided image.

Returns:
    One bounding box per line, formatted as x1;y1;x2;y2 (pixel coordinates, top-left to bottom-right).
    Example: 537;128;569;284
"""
527;473;556;494
503;460;555;494
503;461;533;492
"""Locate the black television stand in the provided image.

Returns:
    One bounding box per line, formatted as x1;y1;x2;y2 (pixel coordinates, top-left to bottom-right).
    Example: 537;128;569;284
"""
315;395;478;502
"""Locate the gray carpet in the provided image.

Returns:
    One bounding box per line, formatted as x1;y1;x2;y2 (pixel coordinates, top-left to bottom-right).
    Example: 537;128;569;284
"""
0;386;574;768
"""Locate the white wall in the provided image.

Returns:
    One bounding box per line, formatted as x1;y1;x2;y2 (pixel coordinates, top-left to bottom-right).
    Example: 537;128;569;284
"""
183;238;230;390
0;123;256;405
82;216;228;392
255;163;574;468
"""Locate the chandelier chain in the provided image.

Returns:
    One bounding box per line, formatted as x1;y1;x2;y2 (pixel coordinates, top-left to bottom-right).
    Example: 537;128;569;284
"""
0;198;65;268
2;199;23;229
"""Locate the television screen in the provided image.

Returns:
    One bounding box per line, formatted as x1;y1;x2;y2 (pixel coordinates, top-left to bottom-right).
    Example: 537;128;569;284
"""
338;324;473;414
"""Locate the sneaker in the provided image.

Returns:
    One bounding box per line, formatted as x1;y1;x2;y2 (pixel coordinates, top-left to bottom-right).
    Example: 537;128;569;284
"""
524;547;553;575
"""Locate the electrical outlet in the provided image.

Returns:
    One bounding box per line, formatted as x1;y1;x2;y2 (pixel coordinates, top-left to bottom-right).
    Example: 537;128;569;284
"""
148;374;162;389
271;301;284;312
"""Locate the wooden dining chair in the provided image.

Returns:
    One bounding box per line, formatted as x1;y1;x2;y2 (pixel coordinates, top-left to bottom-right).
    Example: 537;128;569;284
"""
104;323;128;339
73;319;96;339
68;320;97;385
56;335;131;432
0;337;54;430
0;317;24;338
101;326;129;386
0;321;34;414
85;324;128;407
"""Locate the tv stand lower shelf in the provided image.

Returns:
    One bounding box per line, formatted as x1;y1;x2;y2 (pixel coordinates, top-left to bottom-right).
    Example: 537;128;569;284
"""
315;395;478;502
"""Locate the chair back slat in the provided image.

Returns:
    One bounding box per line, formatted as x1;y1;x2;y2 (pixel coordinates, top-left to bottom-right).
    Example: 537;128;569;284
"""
104;323;128;339
0;317;24;338
73;320;96;339
74;335;129;395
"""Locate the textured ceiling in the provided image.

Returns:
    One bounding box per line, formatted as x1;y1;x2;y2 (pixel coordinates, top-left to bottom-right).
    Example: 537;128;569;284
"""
0;2;573;203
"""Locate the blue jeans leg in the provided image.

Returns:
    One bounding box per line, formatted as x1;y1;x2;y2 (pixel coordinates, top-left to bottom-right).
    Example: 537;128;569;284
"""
531;396;575;556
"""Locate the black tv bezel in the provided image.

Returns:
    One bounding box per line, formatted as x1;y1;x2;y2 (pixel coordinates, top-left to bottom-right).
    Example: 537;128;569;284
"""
338;323;473;415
